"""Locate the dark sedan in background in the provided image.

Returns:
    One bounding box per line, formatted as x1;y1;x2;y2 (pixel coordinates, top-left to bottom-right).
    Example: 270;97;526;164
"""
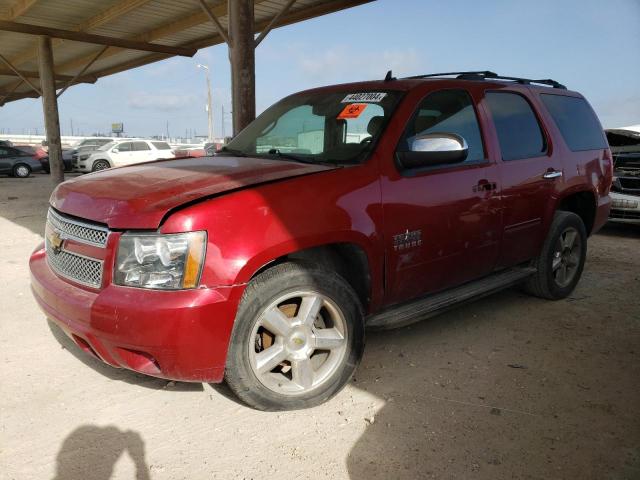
39;149;74;173
0;145;43;177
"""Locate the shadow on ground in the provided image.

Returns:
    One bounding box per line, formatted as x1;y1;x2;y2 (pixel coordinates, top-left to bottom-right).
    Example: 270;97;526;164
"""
52;425;150;480
346;225;640;479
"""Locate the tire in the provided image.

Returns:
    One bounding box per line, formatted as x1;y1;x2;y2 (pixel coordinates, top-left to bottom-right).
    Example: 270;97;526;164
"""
92;160;110;172
12;163;31;178
225;261;365;411
524;211;587;300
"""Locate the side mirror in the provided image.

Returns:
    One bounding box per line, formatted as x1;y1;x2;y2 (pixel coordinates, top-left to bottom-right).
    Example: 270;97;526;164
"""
397;133;468;170
112;148;119;153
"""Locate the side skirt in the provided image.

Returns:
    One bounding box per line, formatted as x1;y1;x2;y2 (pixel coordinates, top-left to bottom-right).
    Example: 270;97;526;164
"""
366;267;536;330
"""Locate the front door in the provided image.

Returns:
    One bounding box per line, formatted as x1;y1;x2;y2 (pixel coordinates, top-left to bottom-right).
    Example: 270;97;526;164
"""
111;142;133;167
380;88;502;305
0;148;12;173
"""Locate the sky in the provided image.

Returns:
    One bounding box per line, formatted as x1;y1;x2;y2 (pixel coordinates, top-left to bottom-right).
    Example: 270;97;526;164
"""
0;0;638;138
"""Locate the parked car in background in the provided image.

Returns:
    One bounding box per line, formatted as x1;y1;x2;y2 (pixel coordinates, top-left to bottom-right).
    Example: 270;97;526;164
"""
204;142;222;155
71;138;118;169
77;139;174;172
173;147;206;158
0;139;14;147
13;144;47;160
40;149;74;173
0;145;43;177
606;126;640;224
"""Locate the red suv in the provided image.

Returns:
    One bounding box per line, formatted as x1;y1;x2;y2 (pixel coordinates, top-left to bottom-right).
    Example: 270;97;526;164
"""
30;71;612;410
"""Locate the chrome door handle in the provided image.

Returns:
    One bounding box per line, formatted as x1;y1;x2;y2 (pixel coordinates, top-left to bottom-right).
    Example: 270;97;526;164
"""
543;170;563;179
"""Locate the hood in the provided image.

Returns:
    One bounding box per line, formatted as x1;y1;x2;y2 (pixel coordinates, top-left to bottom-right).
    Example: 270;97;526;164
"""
51;156;336;229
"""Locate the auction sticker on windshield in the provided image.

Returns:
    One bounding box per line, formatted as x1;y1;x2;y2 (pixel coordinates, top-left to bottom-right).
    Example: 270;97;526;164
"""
337;103;368;119
342;92;387;103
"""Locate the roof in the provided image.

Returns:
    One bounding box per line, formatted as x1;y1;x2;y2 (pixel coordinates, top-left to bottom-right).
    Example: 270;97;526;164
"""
0;0;373;105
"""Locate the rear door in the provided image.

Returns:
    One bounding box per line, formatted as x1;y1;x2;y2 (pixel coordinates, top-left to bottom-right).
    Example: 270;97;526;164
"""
380;88;502;305
482;90;564;268
131;141;153;163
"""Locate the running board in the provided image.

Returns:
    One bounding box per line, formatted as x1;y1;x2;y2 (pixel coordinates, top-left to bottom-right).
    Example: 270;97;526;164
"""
366;267;537;330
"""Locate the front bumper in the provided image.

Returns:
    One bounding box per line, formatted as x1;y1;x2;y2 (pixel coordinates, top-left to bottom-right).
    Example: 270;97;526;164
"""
30;242;244;382
609;192;640;224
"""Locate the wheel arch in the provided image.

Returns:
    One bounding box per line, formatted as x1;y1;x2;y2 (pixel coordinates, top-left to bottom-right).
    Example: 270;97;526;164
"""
92;158;112;169
555;188;597;235
241;238;376;313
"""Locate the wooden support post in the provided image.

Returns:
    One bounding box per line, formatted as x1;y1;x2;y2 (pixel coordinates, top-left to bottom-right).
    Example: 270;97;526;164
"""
228;0;255;135
38;36;64;185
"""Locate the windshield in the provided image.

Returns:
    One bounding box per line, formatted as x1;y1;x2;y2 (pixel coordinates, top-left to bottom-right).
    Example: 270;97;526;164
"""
222;90;403;164
98;141;116;151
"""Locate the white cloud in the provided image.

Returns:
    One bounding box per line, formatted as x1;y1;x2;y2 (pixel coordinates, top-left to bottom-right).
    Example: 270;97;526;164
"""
298;47;424;82
128;92;198;111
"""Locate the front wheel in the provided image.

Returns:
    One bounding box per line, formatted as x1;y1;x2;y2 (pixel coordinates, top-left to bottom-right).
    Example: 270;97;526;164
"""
225;262;365;411
92;160;110;172
524;211;587;300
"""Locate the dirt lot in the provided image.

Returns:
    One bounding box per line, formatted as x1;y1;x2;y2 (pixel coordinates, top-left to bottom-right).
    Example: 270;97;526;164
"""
1;174;638;480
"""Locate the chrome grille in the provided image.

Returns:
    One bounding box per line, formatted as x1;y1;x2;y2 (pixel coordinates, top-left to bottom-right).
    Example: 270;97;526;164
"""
47;208;108;247
45;208;108;288
45;238;103;288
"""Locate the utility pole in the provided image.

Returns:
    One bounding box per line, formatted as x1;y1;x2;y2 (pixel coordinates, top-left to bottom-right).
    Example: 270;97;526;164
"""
70;118;74;136
197;63;214;141
221;105;225;139
38;35;64;184
228;0;255;135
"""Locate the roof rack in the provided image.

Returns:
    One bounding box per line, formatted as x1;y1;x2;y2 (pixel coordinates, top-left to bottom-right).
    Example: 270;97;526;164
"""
404;71;567;89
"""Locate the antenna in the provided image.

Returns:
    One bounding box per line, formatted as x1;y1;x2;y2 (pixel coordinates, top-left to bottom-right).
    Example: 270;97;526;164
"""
384;70;395;82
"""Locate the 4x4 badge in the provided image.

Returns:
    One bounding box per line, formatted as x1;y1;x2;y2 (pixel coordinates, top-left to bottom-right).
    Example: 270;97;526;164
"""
393;229;422;251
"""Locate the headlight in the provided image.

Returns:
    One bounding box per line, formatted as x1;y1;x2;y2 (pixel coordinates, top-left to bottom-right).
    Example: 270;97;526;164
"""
115;231;206;289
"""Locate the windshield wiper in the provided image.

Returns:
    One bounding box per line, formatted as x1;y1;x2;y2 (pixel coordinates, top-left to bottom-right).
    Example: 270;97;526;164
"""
264;149;337;166
216;146;247;157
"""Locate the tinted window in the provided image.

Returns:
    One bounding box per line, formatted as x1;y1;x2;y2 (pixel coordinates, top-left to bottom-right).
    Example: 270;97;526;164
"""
151;142;171;150
117;142;132;152
486;92;546;160
540;94;606;151
399;89;485;163
96;139;112;146
132;141;151;151
0;148;8;157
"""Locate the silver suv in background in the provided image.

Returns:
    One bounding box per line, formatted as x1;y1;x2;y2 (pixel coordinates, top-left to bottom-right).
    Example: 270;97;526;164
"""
606;126;640;224
77;139;174;172
71;138;120;170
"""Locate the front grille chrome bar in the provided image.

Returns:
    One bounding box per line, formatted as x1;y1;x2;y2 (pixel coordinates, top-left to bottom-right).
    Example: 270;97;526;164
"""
47;208;109;247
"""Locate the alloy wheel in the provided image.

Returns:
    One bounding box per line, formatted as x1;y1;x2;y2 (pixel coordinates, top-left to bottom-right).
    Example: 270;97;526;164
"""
552;226;582;288
249;291;348;396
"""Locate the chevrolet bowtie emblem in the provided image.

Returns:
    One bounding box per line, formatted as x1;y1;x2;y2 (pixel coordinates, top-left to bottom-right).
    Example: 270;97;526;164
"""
48;229;64;254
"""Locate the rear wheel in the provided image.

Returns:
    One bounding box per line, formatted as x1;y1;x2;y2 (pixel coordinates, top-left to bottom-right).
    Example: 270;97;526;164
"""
92;160;110;172
524;211;587;300
12;163;31;178
225;261;365;411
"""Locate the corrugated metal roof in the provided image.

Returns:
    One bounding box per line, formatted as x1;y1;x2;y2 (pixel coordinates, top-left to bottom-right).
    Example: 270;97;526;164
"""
0;0;373;105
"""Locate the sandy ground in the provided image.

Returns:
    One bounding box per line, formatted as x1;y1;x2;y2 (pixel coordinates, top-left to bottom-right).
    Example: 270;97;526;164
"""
1;173;638;480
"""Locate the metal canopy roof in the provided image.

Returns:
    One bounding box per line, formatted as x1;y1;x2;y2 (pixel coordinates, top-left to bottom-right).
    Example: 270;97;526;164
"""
0;0;373;105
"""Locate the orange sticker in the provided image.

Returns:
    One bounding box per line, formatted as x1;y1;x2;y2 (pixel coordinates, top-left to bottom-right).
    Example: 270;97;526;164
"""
337;103;368;119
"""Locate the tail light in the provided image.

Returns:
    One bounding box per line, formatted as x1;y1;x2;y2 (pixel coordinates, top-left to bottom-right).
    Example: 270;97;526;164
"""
601;148;614;195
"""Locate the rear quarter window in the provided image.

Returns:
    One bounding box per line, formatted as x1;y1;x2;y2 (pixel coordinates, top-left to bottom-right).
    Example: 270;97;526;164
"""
151;142;171;150
540;94;607;151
